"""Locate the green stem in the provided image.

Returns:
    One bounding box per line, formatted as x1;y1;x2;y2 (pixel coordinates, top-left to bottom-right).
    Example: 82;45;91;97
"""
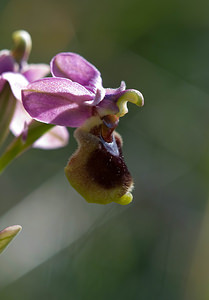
0;120;54;174
0;83;16;147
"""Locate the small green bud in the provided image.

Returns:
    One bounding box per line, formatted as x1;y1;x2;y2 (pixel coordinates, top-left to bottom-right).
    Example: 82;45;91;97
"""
11;30;32;64
0;225;22;254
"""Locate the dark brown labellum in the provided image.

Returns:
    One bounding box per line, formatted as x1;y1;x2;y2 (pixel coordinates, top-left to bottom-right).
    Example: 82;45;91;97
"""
86;134;132;190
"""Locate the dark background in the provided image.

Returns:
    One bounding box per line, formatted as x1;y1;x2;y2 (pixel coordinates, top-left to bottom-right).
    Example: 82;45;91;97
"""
0;0;209;299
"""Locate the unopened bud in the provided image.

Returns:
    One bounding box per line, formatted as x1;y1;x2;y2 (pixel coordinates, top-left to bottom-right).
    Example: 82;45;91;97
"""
0;225;22;254
11;30;32;64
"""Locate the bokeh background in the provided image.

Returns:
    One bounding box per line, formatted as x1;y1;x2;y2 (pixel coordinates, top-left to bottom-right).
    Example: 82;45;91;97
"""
1;0;209;299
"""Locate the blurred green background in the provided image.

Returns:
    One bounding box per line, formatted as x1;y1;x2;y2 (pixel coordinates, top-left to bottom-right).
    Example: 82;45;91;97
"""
1;0;209;299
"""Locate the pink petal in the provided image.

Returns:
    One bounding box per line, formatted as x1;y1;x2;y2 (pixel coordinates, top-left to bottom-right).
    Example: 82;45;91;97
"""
24;77;94;102
95;82;127;117
96;98;119;117
10;101;69;149
33;126;69;149
9;100;31;136
22;78;94;127
22;63;50;82
51;52;103;93
2;72;29;100
105;81;126;96
0;50;14;74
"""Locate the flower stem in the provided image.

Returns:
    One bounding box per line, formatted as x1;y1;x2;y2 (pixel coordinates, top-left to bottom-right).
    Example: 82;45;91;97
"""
0;83;16;148
0;120;54;174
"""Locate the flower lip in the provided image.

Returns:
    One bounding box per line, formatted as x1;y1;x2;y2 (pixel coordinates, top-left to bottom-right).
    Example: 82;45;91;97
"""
86;135;130;190
65;124;134;205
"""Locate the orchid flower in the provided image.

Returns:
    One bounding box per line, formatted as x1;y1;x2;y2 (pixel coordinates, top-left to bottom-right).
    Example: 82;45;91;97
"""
22;52;144;205
0;31;69;149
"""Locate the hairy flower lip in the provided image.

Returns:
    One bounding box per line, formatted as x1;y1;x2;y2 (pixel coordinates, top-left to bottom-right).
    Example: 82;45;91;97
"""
65;124;134;205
